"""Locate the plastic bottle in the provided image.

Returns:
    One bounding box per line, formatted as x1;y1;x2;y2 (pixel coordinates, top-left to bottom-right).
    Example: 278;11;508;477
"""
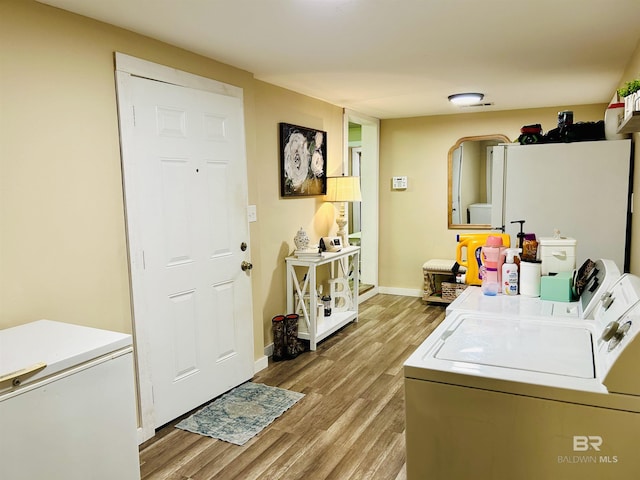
456;233;511;286
520;259;542;297
502;248;521;295
480;236;505;296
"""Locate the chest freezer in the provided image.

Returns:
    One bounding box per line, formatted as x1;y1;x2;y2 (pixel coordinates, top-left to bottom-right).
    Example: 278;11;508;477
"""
0;320;140;480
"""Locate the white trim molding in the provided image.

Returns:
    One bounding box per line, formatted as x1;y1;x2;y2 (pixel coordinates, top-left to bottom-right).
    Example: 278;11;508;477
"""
378;286;422;297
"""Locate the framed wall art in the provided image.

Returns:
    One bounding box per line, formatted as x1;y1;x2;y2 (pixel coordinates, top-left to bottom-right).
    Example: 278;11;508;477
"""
279;122;327;197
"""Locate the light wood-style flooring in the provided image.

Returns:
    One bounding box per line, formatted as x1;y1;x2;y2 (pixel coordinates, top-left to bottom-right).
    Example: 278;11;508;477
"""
139;294;445;480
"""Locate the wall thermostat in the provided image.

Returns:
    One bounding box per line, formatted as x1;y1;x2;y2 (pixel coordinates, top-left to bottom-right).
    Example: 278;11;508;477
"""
392;176;408;190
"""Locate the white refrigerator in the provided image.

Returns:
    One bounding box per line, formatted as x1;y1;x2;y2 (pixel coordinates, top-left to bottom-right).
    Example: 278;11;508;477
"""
491;139;632;271
0;320;140;480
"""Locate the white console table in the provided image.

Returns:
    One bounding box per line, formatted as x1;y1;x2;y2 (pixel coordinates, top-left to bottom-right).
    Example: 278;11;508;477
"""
285;246;360;350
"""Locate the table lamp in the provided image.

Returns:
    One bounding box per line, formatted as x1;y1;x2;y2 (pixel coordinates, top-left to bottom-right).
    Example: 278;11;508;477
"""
324;175;362;247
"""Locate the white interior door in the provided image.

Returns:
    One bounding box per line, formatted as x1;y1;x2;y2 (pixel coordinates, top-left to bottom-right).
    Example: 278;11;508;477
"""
116;54;254;437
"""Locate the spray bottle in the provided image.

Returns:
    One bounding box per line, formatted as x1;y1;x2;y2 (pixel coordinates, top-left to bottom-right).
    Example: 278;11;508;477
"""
502;248;522;295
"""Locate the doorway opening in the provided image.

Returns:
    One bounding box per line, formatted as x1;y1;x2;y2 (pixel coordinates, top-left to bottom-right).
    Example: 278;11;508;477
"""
344;110;379;301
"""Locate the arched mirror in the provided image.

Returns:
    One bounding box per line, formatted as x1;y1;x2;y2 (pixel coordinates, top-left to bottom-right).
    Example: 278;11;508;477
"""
448;134;510;229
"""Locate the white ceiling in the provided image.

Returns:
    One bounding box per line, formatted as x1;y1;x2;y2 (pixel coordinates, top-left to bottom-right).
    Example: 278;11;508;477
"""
38;0;640;119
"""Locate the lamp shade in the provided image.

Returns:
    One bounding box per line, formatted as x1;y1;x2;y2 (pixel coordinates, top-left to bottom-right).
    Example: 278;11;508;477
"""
324;176;362;202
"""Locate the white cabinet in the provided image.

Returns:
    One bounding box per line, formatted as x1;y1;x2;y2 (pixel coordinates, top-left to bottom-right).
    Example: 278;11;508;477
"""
286;246;360;350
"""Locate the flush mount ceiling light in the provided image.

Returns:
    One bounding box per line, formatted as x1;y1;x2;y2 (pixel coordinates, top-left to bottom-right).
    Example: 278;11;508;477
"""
448;93;485;106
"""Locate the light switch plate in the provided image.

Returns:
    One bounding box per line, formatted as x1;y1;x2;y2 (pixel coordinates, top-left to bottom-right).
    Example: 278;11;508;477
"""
392;176;408;190
247;205;257;222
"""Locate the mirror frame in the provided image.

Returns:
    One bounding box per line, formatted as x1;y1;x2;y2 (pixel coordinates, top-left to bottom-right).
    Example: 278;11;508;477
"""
447;134;511;230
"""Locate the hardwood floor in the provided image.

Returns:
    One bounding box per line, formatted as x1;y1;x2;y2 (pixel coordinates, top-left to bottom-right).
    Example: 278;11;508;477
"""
139;294;446;480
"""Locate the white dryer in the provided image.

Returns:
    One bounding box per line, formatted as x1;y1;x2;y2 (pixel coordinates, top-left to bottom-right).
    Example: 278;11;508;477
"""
404;274;640;480
446;258;620;319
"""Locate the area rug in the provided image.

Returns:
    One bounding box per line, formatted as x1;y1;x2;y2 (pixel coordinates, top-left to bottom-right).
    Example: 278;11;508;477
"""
175;382;304;446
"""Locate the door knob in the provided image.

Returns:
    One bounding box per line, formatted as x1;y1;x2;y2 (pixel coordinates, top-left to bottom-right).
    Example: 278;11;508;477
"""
241;261;253;271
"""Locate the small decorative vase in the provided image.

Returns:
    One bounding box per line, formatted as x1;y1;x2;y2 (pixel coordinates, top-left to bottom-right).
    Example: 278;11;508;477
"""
294;227;310;251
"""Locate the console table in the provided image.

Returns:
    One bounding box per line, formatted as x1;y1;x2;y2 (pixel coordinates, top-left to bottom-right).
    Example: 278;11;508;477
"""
285;246;360;350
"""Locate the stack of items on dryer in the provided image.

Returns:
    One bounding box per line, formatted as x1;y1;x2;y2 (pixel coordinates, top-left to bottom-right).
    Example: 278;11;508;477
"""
453;226;622;319
447;257;619;320
503;221;593;303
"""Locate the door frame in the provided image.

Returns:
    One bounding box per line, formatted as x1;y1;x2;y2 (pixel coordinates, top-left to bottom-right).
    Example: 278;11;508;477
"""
343;110;379;302
115;52;247;443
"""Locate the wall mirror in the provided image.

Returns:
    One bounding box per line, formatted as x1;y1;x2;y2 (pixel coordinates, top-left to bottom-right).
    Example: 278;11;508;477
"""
448;134;510;229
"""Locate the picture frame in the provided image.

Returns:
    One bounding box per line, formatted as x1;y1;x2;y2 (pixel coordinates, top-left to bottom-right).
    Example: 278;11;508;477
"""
279;122;327;197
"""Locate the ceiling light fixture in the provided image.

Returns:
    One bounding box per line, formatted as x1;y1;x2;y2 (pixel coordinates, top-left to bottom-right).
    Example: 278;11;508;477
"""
448;93;485;105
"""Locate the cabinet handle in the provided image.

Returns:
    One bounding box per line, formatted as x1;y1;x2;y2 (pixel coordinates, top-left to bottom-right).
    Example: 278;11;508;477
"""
0;362;47;386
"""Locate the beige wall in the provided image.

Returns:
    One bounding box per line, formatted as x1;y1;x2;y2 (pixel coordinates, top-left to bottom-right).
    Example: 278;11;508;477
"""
252;80;344;350
379;104;612;291
0;0;343;362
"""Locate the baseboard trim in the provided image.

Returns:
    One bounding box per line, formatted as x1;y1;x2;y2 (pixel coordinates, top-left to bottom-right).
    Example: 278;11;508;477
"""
254;354;268;374
378;286;422;297
358;286;379;303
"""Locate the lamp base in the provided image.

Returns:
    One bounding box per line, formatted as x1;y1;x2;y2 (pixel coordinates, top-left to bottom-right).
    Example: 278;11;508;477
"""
336;202;350;247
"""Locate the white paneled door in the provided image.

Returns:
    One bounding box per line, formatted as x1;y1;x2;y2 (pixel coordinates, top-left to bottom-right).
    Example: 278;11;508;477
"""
118;59;254;434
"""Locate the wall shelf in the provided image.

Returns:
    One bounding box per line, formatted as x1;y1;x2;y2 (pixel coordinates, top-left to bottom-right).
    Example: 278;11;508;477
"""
618;111;640;134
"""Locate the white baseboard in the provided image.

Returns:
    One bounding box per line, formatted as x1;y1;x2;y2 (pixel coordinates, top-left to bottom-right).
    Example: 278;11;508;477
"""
254;354;268;373
358;286;379;303
378;286;422;297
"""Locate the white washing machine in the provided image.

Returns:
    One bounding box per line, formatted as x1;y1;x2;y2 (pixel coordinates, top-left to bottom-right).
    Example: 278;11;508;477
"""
404;274;640;480
446;259;620;319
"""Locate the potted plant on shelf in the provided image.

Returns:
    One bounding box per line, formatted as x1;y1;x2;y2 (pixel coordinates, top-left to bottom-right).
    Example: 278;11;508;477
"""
617;79;640;119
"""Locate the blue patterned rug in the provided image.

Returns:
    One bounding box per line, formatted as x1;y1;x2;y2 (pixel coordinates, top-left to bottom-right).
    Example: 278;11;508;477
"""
175;382;304;446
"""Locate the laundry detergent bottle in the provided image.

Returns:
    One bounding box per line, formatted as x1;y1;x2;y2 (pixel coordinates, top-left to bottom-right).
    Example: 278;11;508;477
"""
480;235;505;296
502;248;521;295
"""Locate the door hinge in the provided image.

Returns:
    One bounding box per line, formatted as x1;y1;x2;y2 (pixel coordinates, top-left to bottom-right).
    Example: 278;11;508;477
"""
132;105;136;126
142;250;146;269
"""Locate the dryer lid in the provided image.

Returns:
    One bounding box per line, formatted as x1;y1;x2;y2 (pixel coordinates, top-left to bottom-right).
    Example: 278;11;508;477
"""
435;316;595;378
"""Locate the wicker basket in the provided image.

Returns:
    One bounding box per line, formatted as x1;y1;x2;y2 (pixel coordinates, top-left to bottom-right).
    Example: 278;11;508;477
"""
442;282;468;302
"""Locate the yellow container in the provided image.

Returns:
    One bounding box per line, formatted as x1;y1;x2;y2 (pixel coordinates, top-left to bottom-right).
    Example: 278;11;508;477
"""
456;233;511;285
